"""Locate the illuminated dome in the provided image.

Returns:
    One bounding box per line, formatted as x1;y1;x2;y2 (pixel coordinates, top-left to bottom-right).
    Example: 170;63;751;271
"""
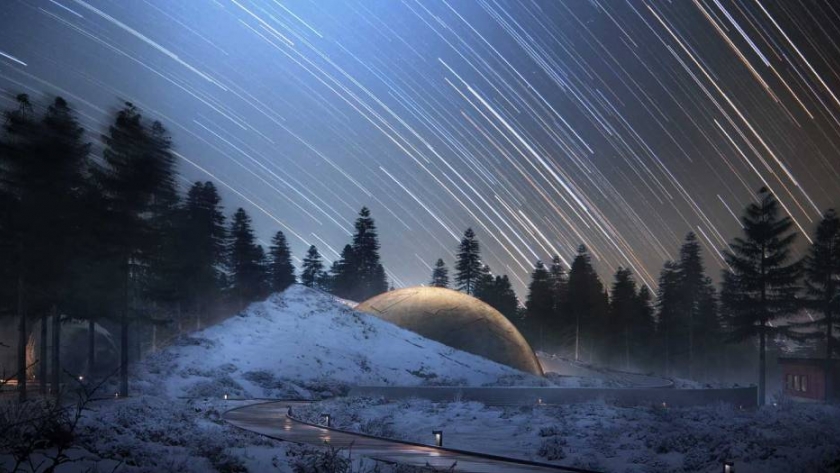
356;286;543;376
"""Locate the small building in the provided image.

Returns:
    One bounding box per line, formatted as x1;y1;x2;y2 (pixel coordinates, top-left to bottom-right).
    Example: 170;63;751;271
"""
778;357;840;402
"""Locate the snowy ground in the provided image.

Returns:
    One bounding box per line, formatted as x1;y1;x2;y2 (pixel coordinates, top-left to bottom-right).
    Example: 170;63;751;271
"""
2;285;536;472
132;285;539;400
296;395;840;473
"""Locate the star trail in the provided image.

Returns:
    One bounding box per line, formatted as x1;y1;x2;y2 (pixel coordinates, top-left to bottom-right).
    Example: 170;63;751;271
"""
1;0;838;296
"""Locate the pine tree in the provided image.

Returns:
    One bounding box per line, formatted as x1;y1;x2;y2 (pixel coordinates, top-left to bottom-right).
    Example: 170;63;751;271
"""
227;208;267;306
721;187;800;406
301;245;324;288
268;230;296;292
473;264;495;303
547;255;569;348
330;244;355;298
95;102;178;397
635;285;656;366
430;258;450;288
526;260;552;350
566;245;607;362
1;94;39;400
656;261;680;376
492;275;519;321
796;210;840;394
179;182;226;324
144;121;182;317
348;207;387;300
610;267;638;369
675;232;720;379
455;228;481;294
1;95;92;398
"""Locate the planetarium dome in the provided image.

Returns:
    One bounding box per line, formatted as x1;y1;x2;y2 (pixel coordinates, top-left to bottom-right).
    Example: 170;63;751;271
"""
355;286;543;376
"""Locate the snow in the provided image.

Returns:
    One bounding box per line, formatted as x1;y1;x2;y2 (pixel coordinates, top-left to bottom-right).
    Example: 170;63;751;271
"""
2;285;540;472
297;395;840;473
132;285;536;400
5;286;837;472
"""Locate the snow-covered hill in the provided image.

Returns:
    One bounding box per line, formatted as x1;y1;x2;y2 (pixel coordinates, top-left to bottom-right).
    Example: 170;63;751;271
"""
134;285;537;399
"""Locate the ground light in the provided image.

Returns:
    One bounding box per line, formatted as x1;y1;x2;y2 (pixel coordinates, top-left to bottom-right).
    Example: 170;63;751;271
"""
321;414;331;427
432;430;443;447
723;461;735;472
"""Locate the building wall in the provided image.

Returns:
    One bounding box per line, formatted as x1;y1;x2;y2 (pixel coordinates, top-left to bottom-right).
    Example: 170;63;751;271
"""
781;363;825;401
350;385;759;408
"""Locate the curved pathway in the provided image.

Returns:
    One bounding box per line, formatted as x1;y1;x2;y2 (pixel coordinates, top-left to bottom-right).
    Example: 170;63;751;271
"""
224;401;599;473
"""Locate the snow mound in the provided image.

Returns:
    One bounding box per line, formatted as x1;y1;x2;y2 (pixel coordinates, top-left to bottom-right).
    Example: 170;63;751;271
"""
135;285;532;399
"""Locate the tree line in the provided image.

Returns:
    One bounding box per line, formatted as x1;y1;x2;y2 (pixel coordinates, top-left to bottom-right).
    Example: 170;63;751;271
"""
2;94;837;408
512;187;837;406
0;94;389;400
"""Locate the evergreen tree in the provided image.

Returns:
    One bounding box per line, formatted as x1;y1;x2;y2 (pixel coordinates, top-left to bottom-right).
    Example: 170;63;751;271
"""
796;210;840;385
656;261;681;376
268;230;296;292
609;267;638;369
1;95;91;398
301;245;324;288
675;232;720;379
635;285;656;363
566;245;607;362
1;94;39;400
526;260;552;350
455;228;481;294
473;264;495;303
430;258;450;288
721;187;800;406
329;244;355;298
95;102;178;397
547;255;569;348
492;275;519;321
227;208;267;306
144;121;182;315
348;207;387;300
179;182;226;323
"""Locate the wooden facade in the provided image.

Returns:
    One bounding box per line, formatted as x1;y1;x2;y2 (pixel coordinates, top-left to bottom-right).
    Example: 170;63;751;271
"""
778;357;840;402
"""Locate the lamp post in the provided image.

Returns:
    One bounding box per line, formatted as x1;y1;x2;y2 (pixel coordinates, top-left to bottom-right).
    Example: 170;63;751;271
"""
723;461;735;473
321;413;331;427
432;430;443;447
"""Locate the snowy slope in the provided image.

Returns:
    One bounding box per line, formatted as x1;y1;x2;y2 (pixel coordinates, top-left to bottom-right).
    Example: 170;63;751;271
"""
134;285;536;399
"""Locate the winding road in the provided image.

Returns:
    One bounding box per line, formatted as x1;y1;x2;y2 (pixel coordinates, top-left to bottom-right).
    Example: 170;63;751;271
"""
223;401;598;473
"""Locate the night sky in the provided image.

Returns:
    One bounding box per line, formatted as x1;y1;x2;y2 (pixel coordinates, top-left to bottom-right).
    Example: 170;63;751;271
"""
1;0;838;297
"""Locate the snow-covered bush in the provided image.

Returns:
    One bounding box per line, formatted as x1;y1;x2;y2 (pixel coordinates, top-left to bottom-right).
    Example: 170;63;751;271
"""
537;435;567;460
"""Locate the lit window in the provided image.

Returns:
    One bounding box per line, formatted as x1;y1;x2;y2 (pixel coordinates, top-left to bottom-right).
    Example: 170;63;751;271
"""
802;375;808;393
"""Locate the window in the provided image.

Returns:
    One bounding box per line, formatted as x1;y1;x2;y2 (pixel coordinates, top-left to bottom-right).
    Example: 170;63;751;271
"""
794;375;800;391
802;375;808;393
786;374;793;390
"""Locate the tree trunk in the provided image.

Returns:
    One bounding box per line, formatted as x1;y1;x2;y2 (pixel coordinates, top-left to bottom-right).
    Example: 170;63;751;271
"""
39;313;47;395
119;259;129;398
88;320;95;377
759;326;766;406
574;313;580;361
16;248;26;402
51;306;60;398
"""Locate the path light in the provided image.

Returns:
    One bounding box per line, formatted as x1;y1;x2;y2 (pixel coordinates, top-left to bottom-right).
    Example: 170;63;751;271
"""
224;393;228;400
537;398;543;405
78;375;84;381
432;430;443;447
723;461;735;473
321;413;331;427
